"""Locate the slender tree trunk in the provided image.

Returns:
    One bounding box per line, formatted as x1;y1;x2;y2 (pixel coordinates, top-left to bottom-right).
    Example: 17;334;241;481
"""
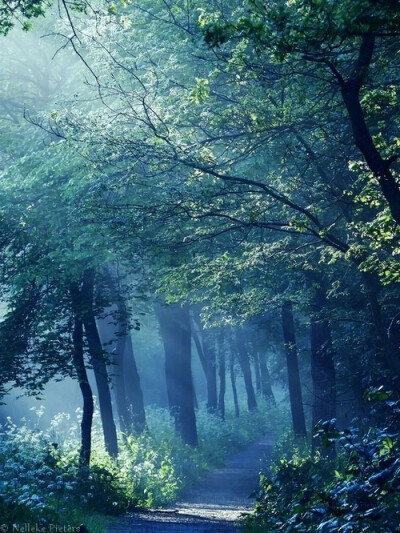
281;301;307;438
101;266;147;435
258;349;276;404
227;328;240;417
217;328;226;420
98;309;146;436
191;311;217;412
236;328;257;412
97;312;130;435
81;269;118;457
113;331;129;434
230;348;240;418
254;351;262;394
192;325;207;376
155;302;198;447
191;326;208;406
203;329;218;413
122;329;147;435
307;278;337;455
310;288;336;428
193;387;199;410
71;310;94;467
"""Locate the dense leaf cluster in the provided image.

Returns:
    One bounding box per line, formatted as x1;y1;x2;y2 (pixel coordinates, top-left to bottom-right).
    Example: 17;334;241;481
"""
0;0;47;35
245;397;400;532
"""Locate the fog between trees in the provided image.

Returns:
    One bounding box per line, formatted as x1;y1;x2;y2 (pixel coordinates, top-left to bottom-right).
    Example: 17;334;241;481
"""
1;1;400;530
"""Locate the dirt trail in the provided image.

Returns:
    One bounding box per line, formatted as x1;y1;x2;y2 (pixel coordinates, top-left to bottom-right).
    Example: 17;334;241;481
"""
107;436;273;532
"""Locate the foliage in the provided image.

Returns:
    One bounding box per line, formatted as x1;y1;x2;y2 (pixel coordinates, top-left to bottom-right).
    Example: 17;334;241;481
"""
244;399;400;532
0;0;47;35
0;401;273;527
145;401;279;489
1;4;400;532
0;414;79;525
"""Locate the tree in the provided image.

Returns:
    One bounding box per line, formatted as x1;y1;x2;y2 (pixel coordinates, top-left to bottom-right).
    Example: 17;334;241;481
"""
97;270;147;437
235;326;257;412
307;274;337;452
0;128;125;460
281;301;307;438
217;327;226;419
12;0;399;454
191;309;218;413
155;301;198;447
70;288;94;466
75;268;119;457
199;0;400;214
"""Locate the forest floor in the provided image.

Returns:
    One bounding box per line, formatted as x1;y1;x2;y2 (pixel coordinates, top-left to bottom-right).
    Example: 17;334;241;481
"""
107;435;273;532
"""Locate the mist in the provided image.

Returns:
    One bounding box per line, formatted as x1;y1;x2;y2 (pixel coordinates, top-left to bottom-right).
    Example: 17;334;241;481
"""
0;1;399;531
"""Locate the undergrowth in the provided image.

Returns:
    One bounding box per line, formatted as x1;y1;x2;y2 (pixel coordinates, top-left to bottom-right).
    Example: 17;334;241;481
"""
243;388;400;532
0;398;282;530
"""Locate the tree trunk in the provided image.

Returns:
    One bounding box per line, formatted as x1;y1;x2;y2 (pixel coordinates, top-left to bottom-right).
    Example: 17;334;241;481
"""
101;266;147;435
97;311;130;435
254;350;262;394
122;328;147;435
308;280;337;454
191;311;217;412
230;348;240;418
281;301;307;438
217;328;226;420
155;302;198;447
191;324;207;376
203;329;218;413
258;349;276;404
363;272;400;384
339;34;400;224
235;328;257;412
310;289;336;427
71;310;94;467
98;306;146;437
81;268;119;457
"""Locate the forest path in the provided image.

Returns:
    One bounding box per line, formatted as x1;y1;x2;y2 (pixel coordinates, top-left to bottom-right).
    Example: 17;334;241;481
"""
107;435;273;532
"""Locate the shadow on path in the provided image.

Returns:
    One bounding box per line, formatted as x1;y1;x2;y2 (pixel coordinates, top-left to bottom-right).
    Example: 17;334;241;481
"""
108;436;273;532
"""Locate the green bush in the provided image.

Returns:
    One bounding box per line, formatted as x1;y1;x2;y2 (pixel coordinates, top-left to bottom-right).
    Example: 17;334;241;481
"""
0;400;275;528
244;395;400;532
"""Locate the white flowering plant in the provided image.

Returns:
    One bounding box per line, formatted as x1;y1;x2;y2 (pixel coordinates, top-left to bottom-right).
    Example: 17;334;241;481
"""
0;399;278;526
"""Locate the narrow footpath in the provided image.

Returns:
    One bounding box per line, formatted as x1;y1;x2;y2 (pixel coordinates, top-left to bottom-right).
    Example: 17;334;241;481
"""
108;436;273;533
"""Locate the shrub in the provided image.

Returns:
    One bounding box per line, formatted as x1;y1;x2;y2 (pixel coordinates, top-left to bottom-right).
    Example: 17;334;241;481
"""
0;417;79;524
244;394;400;532
0;400;275;527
